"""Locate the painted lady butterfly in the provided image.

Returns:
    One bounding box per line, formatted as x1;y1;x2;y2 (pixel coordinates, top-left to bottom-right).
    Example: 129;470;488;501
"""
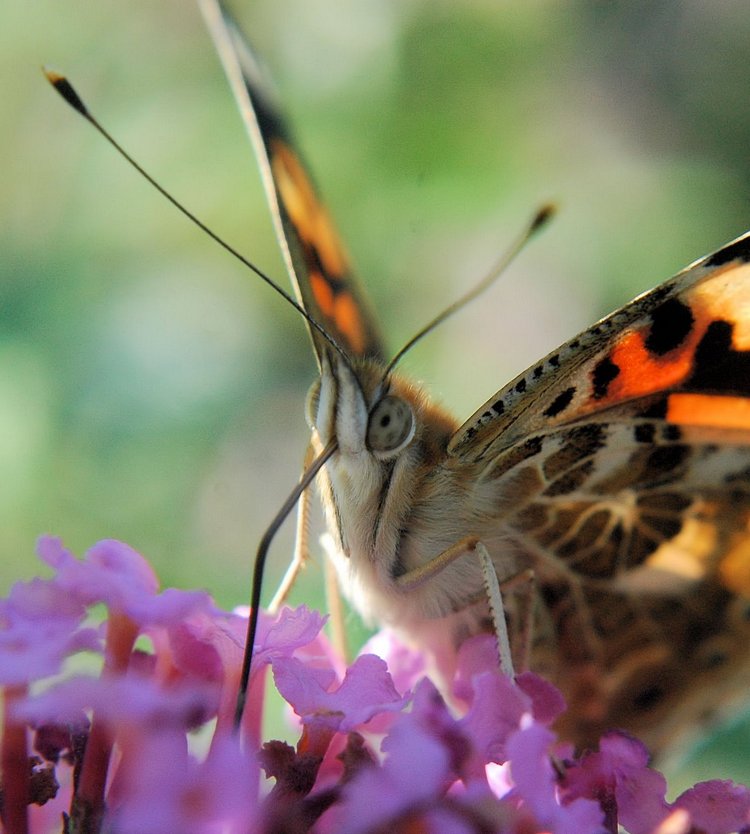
200;0;750;755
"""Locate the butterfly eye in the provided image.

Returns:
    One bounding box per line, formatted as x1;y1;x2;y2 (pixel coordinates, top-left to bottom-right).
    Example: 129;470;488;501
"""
367;395;415;456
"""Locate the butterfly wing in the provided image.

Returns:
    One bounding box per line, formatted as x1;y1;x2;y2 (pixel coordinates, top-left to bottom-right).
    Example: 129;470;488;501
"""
454;235;750;750
200;0;385;364
450;233;750;461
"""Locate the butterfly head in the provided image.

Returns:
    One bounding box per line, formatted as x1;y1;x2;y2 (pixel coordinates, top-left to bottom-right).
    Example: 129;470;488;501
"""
306;356;417;461
304;351;461;625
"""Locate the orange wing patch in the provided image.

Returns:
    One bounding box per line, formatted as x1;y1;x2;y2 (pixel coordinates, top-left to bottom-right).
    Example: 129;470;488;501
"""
582;263;750;416
601;328;695;403
271;139;348;278
331;292;367;356
270;138;368;356
667;394;750;431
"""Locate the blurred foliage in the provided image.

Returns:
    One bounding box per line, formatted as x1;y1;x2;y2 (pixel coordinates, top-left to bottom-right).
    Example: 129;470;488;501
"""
4;0;750;786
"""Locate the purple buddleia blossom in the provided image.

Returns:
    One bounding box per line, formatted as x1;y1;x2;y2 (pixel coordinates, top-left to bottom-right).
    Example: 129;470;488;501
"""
507;723;605;834
107;732;258;834
14;674;219;731
672;780;750;834
36;536;213;625
0;578;100;685
1;538;748;834
273;653;407;733
561;732;750;834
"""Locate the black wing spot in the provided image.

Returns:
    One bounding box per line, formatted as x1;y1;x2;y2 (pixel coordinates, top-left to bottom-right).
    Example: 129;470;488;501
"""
639;398;668;419
689;320;750;395
704;234;750;267
543;424;606;479
634;423;656;443
699;649;729;670
485;436;544;480
592;356;620;399
645;297;694;356
636;491;692;514
515;379;527;394
646;444;690;476
543;386;575;418
662;424;682;442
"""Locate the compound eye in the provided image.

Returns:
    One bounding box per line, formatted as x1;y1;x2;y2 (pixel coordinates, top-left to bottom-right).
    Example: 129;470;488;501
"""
366;395;415;456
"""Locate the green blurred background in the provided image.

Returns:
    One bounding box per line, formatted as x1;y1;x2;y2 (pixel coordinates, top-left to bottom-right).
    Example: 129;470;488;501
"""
4;0;750;790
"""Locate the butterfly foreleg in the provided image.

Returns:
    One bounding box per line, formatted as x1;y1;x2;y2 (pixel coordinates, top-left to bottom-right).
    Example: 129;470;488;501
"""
268;442;316;614
324;546;349;661
393;535;481;591
394;536;535;678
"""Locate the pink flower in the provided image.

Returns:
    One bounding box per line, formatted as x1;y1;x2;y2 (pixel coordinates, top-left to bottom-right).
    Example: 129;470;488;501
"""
273;653;407;734
672;780;750;834
14;674;218;731
107;732;258;834
359;628;428;695
562;733;750;834
459;671;531;765
0;577;99;685
332;697;454;833
507;723;605;834
515;670;567;725
167;604;329;738
1;537;748;834
37;536;213;627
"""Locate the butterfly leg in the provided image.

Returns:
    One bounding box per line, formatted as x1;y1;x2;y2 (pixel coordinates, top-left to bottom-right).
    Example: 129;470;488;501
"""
268;442;315;614
393;536;481;590
395;536;533;678
476;541;514;676
270;442;350;657
324;545;349;661
451;566;538;672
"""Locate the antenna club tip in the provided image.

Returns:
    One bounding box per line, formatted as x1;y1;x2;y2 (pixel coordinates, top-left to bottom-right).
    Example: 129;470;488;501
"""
43;67;89;118
530;202;557;233
42;66;64;84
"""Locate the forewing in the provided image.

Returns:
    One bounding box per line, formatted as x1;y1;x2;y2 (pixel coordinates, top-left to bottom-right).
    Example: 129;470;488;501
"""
200;0;385;363
449;232;750;462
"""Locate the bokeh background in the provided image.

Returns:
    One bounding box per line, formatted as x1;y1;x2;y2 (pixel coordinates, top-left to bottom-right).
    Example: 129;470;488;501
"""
4;0;750;790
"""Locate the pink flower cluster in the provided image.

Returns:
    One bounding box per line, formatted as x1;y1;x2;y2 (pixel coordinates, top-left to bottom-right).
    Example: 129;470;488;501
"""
1;537;749;834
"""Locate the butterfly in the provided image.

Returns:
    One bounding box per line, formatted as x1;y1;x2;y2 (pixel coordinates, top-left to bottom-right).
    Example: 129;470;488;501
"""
200;0;750;755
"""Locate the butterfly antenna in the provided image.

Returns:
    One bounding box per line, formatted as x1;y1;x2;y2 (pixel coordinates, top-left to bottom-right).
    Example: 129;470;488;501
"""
43;68;351;367
381;204;555;381
233;438;337;729
45;68;346;729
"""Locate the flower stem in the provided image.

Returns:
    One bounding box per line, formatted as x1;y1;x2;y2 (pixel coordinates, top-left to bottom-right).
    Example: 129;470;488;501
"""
2;684;30;834
73;612;138;829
